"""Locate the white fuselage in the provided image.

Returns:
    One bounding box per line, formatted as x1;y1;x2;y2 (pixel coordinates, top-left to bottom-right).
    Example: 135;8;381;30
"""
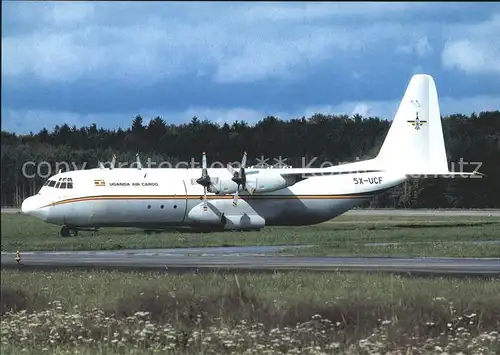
21;164;407;230
19;73;468;232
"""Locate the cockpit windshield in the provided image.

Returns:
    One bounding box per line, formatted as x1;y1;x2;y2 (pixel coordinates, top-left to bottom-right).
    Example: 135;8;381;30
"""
43;177;74;189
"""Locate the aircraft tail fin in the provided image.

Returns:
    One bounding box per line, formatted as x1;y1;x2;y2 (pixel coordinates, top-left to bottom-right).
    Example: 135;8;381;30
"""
375;74;455;176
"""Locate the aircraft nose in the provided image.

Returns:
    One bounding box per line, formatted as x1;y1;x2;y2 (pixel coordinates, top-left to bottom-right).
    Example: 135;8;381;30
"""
21;196;49;221
21;197;35;214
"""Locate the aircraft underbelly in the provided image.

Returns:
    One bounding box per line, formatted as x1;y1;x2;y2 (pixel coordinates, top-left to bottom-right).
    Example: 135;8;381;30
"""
183;195;365;227
254;174;399;225
255;197;364;225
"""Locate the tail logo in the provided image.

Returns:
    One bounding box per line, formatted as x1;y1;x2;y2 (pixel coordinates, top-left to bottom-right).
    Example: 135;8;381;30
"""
407;112;427;130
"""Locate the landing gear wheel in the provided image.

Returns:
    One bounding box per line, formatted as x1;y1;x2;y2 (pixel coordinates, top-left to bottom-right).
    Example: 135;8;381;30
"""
60;225;70;237
60;226;78;237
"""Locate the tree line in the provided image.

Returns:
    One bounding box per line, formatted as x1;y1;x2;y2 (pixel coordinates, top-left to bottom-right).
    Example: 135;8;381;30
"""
1;111;499;208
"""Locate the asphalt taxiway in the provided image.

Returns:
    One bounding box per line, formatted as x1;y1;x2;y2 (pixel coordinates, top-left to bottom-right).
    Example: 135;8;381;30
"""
2;246;499;277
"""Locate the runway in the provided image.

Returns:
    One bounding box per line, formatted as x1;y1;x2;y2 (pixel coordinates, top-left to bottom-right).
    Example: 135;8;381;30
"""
2;246;499;276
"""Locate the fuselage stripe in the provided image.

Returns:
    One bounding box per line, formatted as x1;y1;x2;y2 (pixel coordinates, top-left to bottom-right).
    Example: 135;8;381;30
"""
41;191;386;209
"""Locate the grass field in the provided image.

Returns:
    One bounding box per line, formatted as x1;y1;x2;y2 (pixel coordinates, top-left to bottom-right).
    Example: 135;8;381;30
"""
2;213;499;353
2;212;499;258
1;269;499;354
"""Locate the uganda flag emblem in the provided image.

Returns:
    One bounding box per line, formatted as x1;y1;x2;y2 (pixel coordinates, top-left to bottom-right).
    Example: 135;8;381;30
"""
94;179;105;187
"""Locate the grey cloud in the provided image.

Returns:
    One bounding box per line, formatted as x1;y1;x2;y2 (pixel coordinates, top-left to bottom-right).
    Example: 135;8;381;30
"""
441;13;500;75
2;2;475;86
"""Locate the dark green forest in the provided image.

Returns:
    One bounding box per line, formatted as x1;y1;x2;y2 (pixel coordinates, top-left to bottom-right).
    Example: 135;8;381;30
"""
1;111;499;208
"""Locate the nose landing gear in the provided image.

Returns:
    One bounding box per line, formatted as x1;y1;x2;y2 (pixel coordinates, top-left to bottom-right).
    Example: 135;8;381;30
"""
60;225;78;237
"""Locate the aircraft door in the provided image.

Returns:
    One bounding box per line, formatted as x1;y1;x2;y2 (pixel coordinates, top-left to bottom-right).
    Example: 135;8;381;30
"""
155;177;188;223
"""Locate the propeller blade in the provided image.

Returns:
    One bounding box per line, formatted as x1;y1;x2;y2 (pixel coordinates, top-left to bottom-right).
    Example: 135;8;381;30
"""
202;152;207;170
136;153;142;170
241;151;247;169
196;151;213;204
232;188;239;207
245;181;256;194
227;163;235;176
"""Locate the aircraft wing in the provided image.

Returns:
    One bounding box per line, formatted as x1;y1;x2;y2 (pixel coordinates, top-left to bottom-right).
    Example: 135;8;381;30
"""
245;156;485;183
278;167;384;178
246;162;385;181
250;165;484;180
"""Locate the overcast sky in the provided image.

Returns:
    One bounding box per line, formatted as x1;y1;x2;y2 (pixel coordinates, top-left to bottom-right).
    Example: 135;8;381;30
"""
2;1;500;134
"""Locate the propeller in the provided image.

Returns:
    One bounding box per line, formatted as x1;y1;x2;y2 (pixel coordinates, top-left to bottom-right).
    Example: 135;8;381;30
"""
99;153;115;169
227;151;251;206
136;153;142;170
195;152;211;208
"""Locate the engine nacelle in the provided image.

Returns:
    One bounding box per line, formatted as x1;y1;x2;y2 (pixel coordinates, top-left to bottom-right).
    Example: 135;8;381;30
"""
187;204;264;230
246;172;292;193
187;204;225;225
208;179;239;195
206;172;294;195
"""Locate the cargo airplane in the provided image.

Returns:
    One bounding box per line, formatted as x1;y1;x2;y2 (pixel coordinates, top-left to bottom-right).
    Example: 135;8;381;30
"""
21;74;481;237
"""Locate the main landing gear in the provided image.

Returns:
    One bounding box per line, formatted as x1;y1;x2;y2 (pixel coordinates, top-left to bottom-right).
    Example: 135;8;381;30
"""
60;225;78;237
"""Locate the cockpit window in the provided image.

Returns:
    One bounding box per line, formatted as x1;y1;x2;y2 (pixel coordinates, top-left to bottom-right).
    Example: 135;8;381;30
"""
44;177;73;189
